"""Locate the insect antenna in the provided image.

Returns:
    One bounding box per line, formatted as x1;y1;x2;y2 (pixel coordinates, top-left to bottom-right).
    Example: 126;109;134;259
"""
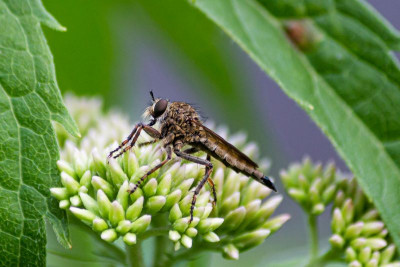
150;90;155;102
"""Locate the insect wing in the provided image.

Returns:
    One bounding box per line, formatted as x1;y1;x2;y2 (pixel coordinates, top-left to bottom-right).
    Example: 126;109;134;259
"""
194;121;259;169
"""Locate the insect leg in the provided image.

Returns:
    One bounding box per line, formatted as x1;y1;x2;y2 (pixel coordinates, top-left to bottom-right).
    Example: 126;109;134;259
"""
111;127;142;159
142;125;161;139
174;149;213;223
107;123;141;159
128;146;172;194
111;124;162;160
182;147;200;154
138;140;158;147
204;154;217;207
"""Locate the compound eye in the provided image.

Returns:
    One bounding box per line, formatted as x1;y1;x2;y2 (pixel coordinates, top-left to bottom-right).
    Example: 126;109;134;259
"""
153;99;168;118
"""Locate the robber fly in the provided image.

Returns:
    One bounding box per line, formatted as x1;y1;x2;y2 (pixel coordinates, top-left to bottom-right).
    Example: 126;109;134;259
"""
108;91;276;222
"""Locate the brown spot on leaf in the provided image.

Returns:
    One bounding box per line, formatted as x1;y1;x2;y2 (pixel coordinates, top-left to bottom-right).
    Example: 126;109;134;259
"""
284;20;322;52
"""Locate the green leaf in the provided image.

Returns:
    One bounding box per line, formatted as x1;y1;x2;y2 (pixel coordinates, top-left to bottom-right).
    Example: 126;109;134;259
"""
47;218;126;267
192;0;400;251
0;0;79;265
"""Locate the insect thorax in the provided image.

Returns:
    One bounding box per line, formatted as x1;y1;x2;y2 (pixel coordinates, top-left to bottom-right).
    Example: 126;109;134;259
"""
159;102;200;142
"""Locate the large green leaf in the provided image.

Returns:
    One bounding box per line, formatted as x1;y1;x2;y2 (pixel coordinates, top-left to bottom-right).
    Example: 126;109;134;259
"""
192;0;400;250
0;0;79;265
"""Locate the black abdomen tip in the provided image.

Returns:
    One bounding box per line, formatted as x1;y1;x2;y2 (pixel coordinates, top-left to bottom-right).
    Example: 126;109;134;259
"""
262;176;277;192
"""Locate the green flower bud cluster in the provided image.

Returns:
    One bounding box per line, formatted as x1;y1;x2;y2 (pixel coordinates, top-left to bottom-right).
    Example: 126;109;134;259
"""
280;157;337;215
330;177;399;267
210;167;290;260
52;95;289;260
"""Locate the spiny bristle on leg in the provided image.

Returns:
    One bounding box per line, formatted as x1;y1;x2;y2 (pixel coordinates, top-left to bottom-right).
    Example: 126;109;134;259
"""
262;176;277;192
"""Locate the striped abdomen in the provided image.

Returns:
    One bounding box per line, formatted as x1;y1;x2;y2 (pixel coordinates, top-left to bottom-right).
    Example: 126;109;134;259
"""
194;123;276;191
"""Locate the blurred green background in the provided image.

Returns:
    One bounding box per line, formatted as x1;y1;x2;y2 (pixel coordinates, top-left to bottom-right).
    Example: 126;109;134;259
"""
43;0;400;266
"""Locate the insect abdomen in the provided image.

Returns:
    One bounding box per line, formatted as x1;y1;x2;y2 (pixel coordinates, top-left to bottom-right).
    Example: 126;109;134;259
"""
200;139;260;179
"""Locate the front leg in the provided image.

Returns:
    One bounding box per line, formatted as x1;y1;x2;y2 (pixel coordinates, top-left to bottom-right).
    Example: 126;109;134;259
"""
174;148;213;223
108;123;161;160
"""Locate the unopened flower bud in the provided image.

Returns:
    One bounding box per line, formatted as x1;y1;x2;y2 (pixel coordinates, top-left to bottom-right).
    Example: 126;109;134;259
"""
169;204;183;222
109;158;128;187
179;195;192;216
311;203;325;215
381;244;396;264
186;227;198;238
345;222;364;239
93;217;108;232
361;209;379;221
365;238;387;250
73;149;88;178
351;237;367;249
233;229;271;250
143;178;158;197
174;241;181;251
359;247;372;264
288;188;307;203
163;189;182;211
198;218;224;234
157;174;172;196
70;207;96;224
222;207;246;232
362;221;384;237
223;244;239;260
116;220;132;234
126;196;144;221
220;192;240;216
123;233;137;245
177;178;194;196
109;201;125;226
92;176;114;198
61;172;80;195
329;234;345;248
181;235;192;248
91;148;107;178
79;192;100;215
97;190;112;218
80;170;91;188
169;230;181;242
101;229;117;243
332;208;345;234
146;196;166;214
57;160;76;179
366;259;378;267
131;215;151;233
50;188;69;201
345;247;357;262
262;214;291;233
126;152;139;178
70;195;82;207
173;217;190;233
116;181;130;210
59;199;70;209
203;232;220;243
322;184;336;203
349;260;362;267
342;199;354;224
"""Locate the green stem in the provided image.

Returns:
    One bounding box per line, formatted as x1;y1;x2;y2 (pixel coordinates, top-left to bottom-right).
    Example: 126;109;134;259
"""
166;242;219;265
126;241;144;267
152;214;171;267
140;227;169;240
308;214;319;262
307;248;343;267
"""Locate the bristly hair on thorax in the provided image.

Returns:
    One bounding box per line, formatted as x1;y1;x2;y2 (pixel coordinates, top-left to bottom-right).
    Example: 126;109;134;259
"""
142;98;207;123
